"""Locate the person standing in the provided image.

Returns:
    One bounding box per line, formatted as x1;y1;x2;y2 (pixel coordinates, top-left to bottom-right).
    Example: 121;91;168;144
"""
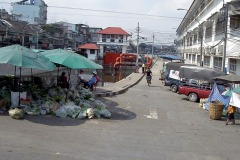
142;63;145;74
59;72;69;89
226;105;236;125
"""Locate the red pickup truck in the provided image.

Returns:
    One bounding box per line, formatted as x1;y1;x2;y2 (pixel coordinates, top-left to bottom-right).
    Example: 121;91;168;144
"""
178;85;211;102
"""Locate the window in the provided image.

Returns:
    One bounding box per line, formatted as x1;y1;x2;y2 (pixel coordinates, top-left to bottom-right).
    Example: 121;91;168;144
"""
205;26;212;38
213;57;222;70
193;35;197;44
230;15;240;29
90;49;95;54
229;59;237;73
216;20;224;35
110;35;115;42
204;56;210;66
102;34;106;42
192;54;196;62
197;55;200;63
119;35;123;43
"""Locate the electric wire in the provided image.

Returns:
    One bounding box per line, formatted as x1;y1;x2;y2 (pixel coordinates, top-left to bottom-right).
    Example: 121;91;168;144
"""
0;1;183;20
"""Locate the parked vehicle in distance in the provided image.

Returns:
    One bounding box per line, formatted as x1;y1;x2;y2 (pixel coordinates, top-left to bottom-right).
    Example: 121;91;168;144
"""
169;79;198;93
178;83;212;102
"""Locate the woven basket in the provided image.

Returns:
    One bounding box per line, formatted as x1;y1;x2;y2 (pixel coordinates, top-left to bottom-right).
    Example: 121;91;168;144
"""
209;101;224;120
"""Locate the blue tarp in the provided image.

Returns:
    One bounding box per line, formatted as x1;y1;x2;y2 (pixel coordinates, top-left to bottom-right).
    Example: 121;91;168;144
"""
205;83;230;110
159;55;183;61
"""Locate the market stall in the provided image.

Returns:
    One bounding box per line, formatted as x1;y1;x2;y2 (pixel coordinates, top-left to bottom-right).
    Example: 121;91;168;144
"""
0;47;111;120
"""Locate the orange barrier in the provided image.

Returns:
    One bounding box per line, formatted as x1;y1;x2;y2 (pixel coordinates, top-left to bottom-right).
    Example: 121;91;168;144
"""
114;53;136;68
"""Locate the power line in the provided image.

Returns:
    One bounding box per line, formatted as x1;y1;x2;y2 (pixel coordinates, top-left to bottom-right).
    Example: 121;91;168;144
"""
0;2;183;20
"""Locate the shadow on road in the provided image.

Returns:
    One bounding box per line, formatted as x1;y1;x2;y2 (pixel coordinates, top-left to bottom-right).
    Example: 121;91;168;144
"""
100;97;137;121
147;85;162;88
24;115;87;126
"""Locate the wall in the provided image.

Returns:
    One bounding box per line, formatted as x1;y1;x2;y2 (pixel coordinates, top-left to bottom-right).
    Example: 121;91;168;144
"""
86;49;98;61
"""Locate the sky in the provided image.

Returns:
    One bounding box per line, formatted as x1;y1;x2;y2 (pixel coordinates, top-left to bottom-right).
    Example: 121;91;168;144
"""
0;0;193;45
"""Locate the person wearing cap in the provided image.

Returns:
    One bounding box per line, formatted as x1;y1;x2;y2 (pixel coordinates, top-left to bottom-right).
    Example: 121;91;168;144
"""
87;71;101;91
78;70;87;87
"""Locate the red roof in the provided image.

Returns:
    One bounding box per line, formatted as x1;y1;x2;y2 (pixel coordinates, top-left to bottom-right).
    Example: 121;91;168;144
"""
97;27;129;35
78;43;99;50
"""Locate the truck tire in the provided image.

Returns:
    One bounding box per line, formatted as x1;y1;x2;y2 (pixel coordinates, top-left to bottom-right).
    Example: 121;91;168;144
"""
171;85;178;93
188;93;198;102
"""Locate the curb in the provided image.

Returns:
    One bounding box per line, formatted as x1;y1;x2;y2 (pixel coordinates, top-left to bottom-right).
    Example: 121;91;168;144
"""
96;74;145;97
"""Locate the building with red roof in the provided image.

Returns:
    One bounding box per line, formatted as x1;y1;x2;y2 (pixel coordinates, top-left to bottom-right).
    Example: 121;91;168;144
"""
78;43;99;61
97;27;129;58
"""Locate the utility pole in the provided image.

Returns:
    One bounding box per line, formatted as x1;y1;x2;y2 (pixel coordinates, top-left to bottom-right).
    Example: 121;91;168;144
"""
200;24;203;66
36;30;39;49
152;33;154;59
135;22;140;73
222;3;228;72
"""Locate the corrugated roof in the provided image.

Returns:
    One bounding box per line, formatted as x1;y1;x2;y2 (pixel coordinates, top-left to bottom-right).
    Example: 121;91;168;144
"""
97;27;129;35
78;43;99;50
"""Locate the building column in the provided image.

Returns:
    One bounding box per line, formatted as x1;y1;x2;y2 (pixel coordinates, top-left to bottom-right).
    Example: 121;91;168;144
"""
122;45;127;53
210;56;214;68
99;45;104;58
225;57;229;74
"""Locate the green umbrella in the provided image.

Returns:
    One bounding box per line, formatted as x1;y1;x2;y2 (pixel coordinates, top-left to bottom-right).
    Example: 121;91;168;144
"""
0;45;56;71
222;87;240;97
0;44;56;105
40;49;103;69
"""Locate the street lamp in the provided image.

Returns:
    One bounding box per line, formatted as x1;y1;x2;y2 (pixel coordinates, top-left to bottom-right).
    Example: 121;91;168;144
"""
177;8;188;11
0;19;11;39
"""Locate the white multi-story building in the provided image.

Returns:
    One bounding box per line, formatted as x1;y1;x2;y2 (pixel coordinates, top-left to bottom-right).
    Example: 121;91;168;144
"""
97;27;129;58
12;0;47;24
176;0;240;74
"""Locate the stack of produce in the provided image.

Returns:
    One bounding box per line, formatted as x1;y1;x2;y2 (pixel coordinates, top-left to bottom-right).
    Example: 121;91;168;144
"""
1;82;111;119
25;86;111;119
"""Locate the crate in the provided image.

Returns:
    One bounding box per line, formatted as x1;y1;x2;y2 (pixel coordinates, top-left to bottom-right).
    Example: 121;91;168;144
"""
209;101;224;120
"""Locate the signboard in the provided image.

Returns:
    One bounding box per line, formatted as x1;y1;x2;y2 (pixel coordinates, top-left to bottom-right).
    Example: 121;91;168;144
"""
169;70;180;80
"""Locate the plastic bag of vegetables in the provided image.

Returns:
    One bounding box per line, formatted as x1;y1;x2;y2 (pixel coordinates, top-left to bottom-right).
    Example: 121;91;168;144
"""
55;107;67;118
77;108;87;119
9;108;24;119
98;109;111;118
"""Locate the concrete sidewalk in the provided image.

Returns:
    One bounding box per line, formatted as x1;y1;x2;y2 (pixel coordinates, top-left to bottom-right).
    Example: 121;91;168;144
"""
94;58;162;97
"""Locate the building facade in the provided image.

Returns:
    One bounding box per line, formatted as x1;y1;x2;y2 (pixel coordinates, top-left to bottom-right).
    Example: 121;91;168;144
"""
176;0;240;74
89;27;102;43
97;27;129;58
12;0;47;25
78;43;99;61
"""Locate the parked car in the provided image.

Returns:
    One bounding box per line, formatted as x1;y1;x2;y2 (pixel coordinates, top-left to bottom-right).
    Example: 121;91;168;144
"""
178;84;212;102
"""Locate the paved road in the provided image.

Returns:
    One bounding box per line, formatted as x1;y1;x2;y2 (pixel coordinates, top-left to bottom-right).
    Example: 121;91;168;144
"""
0;59;240;160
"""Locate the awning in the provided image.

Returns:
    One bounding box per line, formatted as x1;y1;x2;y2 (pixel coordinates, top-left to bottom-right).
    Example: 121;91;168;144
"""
159;54;184;61
229;1;240;16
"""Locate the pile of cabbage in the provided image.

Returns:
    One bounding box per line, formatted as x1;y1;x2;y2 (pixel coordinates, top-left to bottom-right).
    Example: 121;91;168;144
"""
21;86;111;119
